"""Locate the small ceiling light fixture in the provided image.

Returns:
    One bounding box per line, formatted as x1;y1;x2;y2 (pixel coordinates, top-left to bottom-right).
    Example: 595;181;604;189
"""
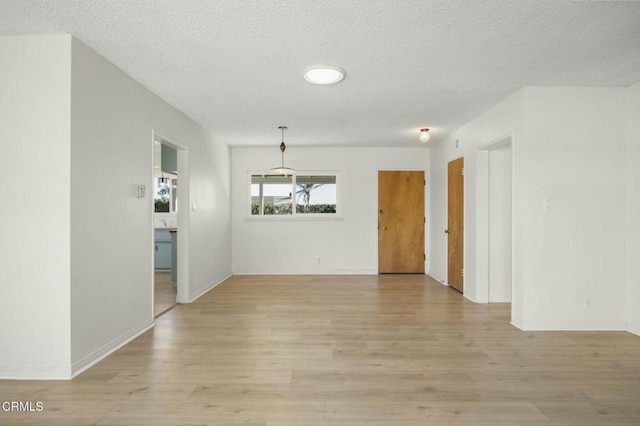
419;128;431;143
303;66;345;85
270;126;295;175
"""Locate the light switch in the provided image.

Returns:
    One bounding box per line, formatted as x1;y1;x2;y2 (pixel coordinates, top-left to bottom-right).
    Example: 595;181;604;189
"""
191;202;198;212
543;198;553;211
137;185;145;198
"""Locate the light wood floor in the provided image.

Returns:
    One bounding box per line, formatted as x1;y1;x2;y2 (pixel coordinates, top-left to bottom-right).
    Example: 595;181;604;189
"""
154;270;177;318
2;274;640;425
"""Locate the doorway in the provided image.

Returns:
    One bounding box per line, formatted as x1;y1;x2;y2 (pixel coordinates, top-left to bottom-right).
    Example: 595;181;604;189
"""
152;132;190;318
378;170;425;273
477;138;513;303
447;157;464;293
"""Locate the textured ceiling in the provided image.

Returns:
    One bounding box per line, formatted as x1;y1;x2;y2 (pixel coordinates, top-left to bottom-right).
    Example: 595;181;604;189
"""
2;1;640;147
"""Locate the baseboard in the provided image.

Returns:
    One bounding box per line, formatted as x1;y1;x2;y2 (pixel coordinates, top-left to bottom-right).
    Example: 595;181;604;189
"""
510;318;524;330
334;269;378;275
517;320;626;331
189;274;232;303
464;293;478;303
70;319;155;378
0;320;155;380
231;270;378;276
627;321;640;336
0;365;73;380
426;273;448;286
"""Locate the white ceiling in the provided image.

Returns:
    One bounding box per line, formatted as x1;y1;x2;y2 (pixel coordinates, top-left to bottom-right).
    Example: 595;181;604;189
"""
2;1;640;147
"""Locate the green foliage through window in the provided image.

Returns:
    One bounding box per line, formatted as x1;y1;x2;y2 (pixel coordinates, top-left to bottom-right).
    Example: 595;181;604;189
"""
251;173;337;216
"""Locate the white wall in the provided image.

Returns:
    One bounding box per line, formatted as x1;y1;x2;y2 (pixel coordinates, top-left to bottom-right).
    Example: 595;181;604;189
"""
626;81;640;335
429;91;525;315
185;126;231;299
430;87;632;331
488;142;513;302
0;35;73;378
231;147;428;274
0;35;231;379
520;87;627;330
69;38;231;374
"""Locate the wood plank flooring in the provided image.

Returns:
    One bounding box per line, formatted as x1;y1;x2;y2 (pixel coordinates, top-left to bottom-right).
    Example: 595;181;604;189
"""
154;271;177;318
2;274;640;425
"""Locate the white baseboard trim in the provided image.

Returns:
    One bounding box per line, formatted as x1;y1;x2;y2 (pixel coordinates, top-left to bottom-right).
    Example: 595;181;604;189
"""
517;321;626;331
510;319;524;330
626;321;640;336
232;270;378;276
70;319;155;379
0;365;73;380
426;273;448;286
464;293;479;303
334;269;378;275
0;320;155;380
189;274;232;303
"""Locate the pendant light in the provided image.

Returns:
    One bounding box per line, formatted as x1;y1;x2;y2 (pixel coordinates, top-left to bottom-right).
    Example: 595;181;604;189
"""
158;173;170;186
270;126;295;175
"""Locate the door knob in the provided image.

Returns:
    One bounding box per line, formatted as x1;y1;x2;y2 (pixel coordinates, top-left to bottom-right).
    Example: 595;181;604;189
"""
379;209;384;214
382;226;387;230
444;230;449;233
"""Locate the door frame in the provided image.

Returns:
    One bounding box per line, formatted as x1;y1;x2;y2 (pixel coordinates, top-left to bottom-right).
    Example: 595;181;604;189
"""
151;131;190;311
476;134;514;304
377;170;426;274
447;157;464;292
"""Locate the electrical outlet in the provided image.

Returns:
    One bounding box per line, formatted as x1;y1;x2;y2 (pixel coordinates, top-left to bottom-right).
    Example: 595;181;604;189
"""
584;297;591;309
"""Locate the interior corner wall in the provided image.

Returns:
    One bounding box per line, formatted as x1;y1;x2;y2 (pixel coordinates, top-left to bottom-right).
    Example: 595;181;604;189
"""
69;37;231;375
520;87;627;330
0;35;73;378
626;81;640;335
428;91;525;319
231;146;428;274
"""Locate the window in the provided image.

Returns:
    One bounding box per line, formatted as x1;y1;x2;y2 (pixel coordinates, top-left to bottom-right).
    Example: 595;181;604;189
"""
154;175;177;212
295;175;336;214
251;173;338;216
251;175;293;215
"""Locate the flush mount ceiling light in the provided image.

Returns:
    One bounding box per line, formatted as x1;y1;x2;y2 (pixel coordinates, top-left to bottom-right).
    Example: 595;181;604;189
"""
303;66;345;85
419;128;431;143
270;126;295;176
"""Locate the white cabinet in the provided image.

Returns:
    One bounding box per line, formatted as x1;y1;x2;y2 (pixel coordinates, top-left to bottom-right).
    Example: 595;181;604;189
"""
170;230;177;282
154;230;172;270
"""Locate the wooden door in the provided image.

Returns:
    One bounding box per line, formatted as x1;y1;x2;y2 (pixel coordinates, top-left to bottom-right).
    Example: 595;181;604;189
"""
378;171;425;273
447;158;464;292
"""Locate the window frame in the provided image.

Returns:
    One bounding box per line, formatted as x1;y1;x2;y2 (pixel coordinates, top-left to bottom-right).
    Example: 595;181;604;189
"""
247;170;341;219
